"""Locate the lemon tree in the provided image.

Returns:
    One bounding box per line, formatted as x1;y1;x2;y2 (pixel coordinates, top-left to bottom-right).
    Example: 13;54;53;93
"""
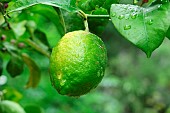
50;30;107;96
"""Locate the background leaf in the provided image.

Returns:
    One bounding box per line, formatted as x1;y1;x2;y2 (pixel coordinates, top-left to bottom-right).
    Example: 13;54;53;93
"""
9;4;64;47
6;55;24;77
21;53;41;88
77;0;118;13
24;105;45;113
110;3;170;57
166;27;170;39
7;0;77;13
119;0;134;4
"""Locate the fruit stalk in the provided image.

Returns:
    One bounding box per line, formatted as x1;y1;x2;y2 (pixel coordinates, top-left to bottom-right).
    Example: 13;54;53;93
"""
78;10;89;32
86;14;110;18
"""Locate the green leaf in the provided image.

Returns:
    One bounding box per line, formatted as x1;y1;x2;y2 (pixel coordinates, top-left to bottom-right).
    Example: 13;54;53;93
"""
7;0;77;13
119;0;133;4
110;3;170;57
3;87;23;102
24;105;44;113
0;57;3;76
10;20;27;38
22;53;41;88
9;4;64;47
77;0;118;12
6;55;24;77
61;9;85;33
166;27;170;39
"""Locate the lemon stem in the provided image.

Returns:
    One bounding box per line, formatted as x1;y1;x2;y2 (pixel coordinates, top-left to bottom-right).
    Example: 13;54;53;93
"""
78;10;89;32
86;14;110;18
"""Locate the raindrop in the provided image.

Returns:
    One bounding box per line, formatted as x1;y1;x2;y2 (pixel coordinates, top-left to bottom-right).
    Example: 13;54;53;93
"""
97;71;101;77
124;25;131;30
60;79;66;86
125;14;130;20
147;19;153;25
111;12;116;17
131;13;137;19
118;15;124;19
57;72;62;80
158;5;163;10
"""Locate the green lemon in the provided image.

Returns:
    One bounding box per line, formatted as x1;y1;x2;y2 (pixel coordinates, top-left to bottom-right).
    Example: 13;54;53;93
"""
50;30;107;96
0;100;26;113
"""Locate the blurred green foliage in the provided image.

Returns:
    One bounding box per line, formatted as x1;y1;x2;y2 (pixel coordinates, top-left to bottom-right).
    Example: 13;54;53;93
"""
0;0;170;113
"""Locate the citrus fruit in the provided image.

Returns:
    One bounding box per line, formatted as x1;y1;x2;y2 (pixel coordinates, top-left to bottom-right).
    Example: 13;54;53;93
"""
50;30;107;96
0;100;26;113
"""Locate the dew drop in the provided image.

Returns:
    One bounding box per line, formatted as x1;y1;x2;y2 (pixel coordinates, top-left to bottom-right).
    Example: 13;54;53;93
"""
57;72;62;80
111;12;116;17
125;14;130;20
131;13;137;19
60;79;66;86
124;25;131;30
97;71;101;77
158;5;163;10
147;19;153;25
118;15;124;19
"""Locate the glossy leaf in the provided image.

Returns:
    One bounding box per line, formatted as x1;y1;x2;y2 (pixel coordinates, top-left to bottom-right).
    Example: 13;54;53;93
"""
119;0;133;4
6;55;24;77
28;5;65;46
22;53;41;88
77;0;118;12
7;0;77;13
110;3;170;57
166;27;170;39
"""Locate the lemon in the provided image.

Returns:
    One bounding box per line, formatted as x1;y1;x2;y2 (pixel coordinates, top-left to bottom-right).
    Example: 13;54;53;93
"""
50;30;107;96
0;100;26;113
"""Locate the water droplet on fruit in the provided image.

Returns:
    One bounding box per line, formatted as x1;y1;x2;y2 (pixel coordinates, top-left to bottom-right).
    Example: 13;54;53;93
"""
118;15;124;19
57;72;62;80
60;79;66;86
101;71;104;76
97;71;101;77
124;25;131;30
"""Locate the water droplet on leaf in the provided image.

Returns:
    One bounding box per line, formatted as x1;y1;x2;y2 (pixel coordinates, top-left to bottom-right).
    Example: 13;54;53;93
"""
131;13;137;19
111;12;116;17
147;19;153;25
124;25;131;30
118;15;124;19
